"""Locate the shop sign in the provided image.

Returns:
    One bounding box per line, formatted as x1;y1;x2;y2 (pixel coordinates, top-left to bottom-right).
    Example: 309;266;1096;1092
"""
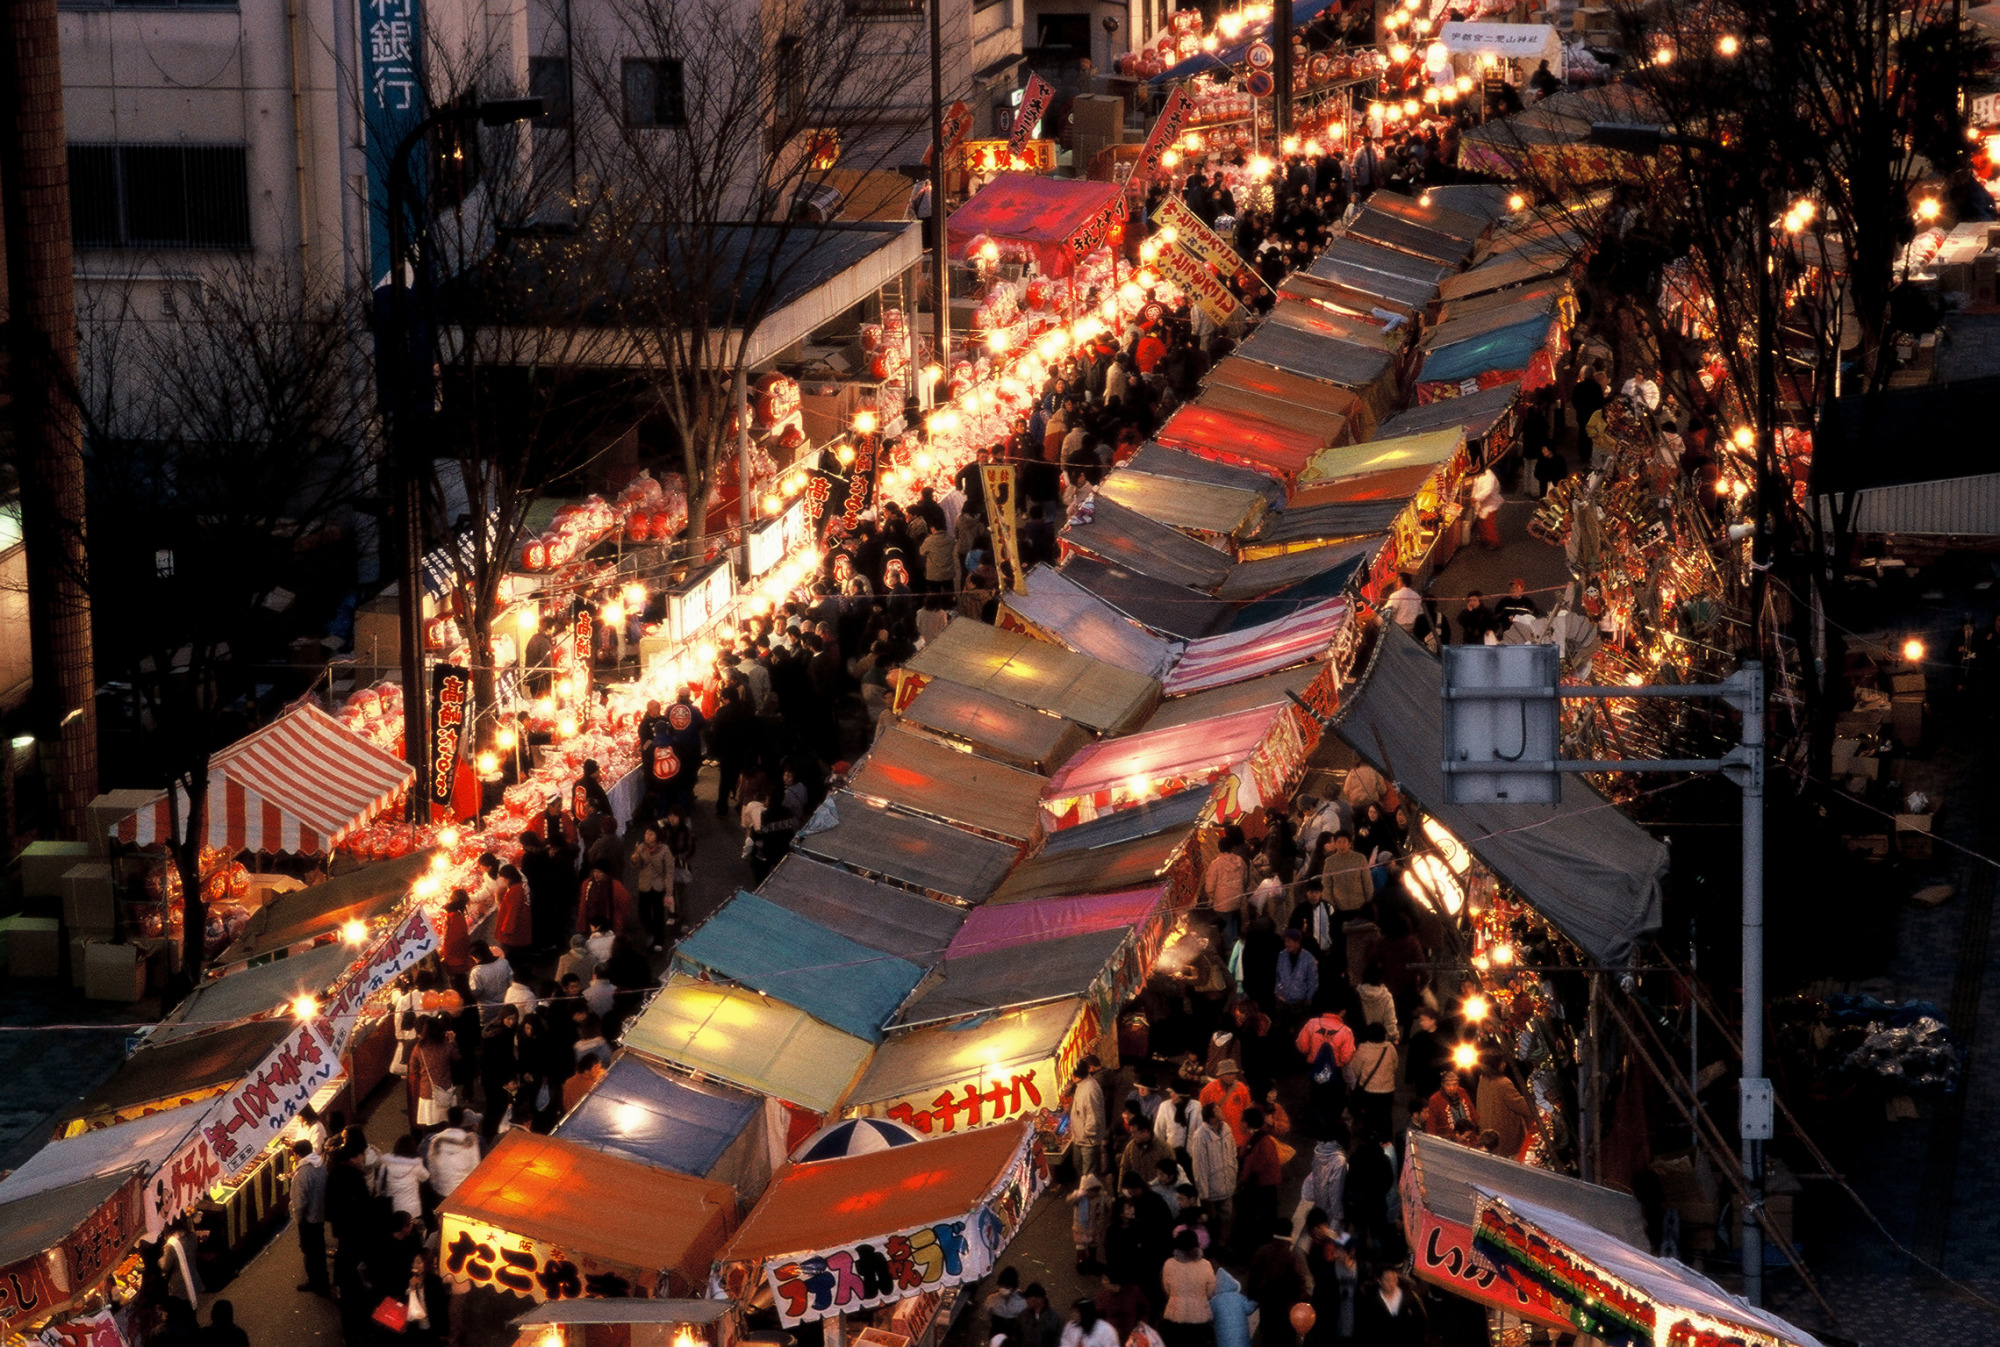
766;1216;987;1326
440;1215;654;1302
1009;75;1056;156
38;1307;126;1347
1136;86;1196;181
1064;193;1130;266
1405;1202;1573;1331
876;1059;1056;1135
925;101;974;166
0;1175;143;1331
1152;195;1245;280
959;140;1058;175
429;664;469;805
980;464;1026;595
1153;244;1241;327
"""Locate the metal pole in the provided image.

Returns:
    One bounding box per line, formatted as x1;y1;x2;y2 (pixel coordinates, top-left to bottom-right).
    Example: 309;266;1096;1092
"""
929;0;949;377
1738;660;1767;1305
735;364;754;554
1274;0;1294;136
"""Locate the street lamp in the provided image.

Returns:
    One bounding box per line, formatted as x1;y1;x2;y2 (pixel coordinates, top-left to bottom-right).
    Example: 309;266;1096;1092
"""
381;96;543;822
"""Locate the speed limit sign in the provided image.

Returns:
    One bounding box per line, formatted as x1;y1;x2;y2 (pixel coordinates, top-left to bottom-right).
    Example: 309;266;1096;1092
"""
1247;40;1275;69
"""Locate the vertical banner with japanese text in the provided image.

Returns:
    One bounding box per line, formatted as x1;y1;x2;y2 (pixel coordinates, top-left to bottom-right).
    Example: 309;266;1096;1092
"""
429;663;469;809
359;0;427;286
980;464;1027;595
1153;243;1242;328
1135;85;1196;181
1153;194;1252;278
926;100;974;167
1009;75;1057;156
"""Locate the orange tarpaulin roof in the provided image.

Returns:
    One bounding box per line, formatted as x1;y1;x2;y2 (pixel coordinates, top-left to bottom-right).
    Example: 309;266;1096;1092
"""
439;1131;737;1292
724;1121;1033;1262
1157;403;1330;482
1203;356;1375;442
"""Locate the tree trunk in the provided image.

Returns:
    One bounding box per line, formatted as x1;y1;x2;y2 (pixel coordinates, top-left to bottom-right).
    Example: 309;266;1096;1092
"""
1;0;99;837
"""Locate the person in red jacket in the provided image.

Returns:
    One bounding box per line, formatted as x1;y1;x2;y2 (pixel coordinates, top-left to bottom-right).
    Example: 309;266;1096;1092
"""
1420;1069;1481;1139
493;867;533;964
575;861;637;939
439;889;473;992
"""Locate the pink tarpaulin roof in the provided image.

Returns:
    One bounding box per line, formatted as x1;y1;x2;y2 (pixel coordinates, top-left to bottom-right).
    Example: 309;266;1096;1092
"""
946;173;1130;279
1044;703;1286;802
945;885;1165;959
1163;598;1349;695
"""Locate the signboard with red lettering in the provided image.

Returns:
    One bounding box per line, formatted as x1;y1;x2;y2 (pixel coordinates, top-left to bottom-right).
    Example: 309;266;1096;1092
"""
1153;243;1242;327
1009;75;1056;156
1136;85;1196;181
0;1173;143;1332
440;1214;658;1303
875;1060;1056;1137
758;1128;1044;1327
429;664;470;805
37;1307;127;1347
1153;195;1252;282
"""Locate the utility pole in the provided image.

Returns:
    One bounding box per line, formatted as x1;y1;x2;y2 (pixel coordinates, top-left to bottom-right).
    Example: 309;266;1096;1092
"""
1;0;100;840
1273;0;1294;137
929;0;949;375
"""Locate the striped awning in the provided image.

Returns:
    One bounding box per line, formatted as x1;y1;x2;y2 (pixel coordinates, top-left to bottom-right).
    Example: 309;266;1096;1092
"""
1163;597;1348;695
115;702;413;855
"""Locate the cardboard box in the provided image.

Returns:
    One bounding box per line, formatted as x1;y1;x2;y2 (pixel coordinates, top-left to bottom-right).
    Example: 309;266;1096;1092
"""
1888;698;1924;747
21;841;91;900
87;789;162;860
1831;738;1861;772
1889;671;1926;695
0;915;61;978
1844;834;1891;858
61;863;117;932
84;941;147;1003
69;935;94;989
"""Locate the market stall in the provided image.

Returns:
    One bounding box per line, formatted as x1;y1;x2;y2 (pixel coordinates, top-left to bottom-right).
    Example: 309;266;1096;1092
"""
1059;492;1234;593
948;885;1165;960
440;1131;737;1302
842;998;1095;1138
944;173;1129;281
1335;625;1667;967
1095;464;1271;543
1427;276;1573;342
0;1171;146;1341
987;787;1209;906
1279;267;1425;328
1371;379;1523;453
895;925;1150;1033
893;619;1161;736
845;726;1051;844
889;678;1095;775
1345;204;1479;268
793;794;1021;904
1215;537;1380;602
995;565;1186;681
211;849;435;968
756;858;966;964
62;1018;293;1131
1160;599;1349;696
1364;189;1498;248
112;701;413;855
622;973;874;1116
1241;496;1399;556
673;893;928;1043
1157;397;1351;486
151;939;354;1046
1225;323;1404;435
1415;310;1563;402
1305;240;1447;313
1196;358;1370;451
507;1298;738;1347
1122;444;1285;511
1040;701;1313;832
1055;555;1236;642
554;1052;776;1197
717;1121;1045;1337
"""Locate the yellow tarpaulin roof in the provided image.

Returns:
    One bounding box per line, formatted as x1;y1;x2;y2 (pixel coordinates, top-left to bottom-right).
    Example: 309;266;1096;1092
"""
622;973;873;1114
903;618;1161;734
1298;427;1466;487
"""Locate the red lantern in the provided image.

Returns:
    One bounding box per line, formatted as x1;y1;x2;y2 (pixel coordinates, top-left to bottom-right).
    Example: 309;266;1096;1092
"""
523;541;547;570
627;512;654;542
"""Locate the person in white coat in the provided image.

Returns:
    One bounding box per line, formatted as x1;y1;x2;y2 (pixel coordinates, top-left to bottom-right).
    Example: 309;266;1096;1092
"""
1067;1057;1108;1178
424;1109;483;1205
378;1134;431;1220
1188;1102;1238;1239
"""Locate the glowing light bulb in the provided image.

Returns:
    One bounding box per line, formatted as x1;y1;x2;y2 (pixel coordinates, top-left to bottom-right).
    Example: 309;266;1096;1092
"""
1903;638;1927;662
341;920;368;944
554;676;575;700
622;582;647;609
601;600;625;626
853;409;878;435
1507;192;1526;212
1732;425;1755;449
1389;42;1412;63
986;327;1010;352
1652;45;1674;64
1281;135;1300;155
495;725;517;750
1160;148;1180;169
836;444;857;467
1463;993;1491;1022
1717;33;1739;56
476;750;499;775
293;995;320;1019
438;825;460;849
557;713;579;738
1451;1042;1480;1071
1491;943;1515;966
1158;224;1180;245
1402;98;1420;116
1456;74;1475;95
922;362;944;384
1916;197;1942;222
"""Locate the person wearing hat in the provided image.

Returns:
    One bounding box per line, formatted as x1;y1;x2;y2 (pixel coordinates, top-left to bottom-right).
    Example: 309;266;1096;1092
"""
1069;1173;1111;1274
1197;1061;1255;1148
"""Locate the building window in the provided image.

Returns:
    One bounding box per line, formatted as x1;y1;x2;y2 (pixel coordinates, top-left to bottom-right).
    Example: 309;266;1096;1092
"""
844;0;923;16
68;144;251;250
773;37;804;126
623;58;687;128
529;57;573;128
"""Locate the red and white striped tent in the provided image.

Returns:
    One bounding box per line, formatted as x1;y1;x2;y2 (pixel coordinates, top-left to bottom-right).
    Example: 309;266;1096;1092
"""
1162;597;1349;696
115;702;413;855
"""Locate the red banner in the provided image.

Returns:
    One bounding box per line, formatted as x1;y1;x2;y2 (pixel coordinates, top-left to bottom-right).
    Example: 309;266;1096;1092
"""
926;100;974;167
1136;86;1196;182
430;664;469;805
0;1173;143;1330
1009;75;1056;156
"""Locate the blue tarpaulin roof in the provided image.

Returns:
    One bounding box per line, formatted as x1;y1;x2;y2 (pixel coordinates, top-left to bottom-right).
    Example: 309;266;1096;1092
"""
1418;313;1555;385
554;1053;760;1177
672;892;925;1042
1150;0;1335;83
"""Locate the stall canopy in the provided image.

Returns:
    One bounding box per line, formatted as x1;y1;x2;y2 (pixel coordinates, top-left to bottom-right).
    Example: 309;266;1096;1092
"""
439;1131;737;1298
1372;381;1521;443
1346;207;1477;268
947;886;1163;959
1061;493;1233;593
1162;605;1344;695
1058;555;1235;642
998;565;1183;681
1474;1191;1825;1347
153;939;355;1045
847;726;1050;842
844;998;1086;1121
1418;312;1558;386
1157;402;1343;485
720;1121;1037;1318
0;1099;206;1204
1299;427;1466;490
794;793;1020;903
1231;324;1402;426
757;857;965;965
945;173;1128;278
622;973;873;1114
1246;500;1401;551
675;892;925;1042
1097;466;1270;540
1124;443;1284;509
1044;703;1293;822
1365;189;1494;246
896;927;1133;1026
1307;243;1445;311
1203;357;1374;443
1427;280;1569;347
1264;296;1402;349
1279;268;1423;326
66;1018;293;1126
899;619;1161;735
988;789;1206;904
1439;240;1581;302
1215;537;1380;602
115;701;412;855
554;1052;772;1193
1316;234;1453;289
1337;626;1667;966
215;850;435;966
1149;663;1327;736
893;678;1094;774
0;1172;142;1331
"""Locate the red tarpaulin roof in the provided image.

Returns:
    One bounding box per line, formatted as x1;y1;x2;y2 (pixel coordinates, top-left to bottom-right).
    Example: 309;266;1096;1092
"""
1156;403;1330;483
946;173;1129;279
1044;703;1287;802
1162;599;1348;695
116;701;413;854
946;885;1165;958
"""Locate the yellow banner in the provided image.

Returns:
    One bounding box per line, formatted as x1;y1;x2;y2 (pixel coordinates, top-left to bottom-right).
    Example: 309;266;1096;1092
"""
1154;244;1242;328
980;463;1028;595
